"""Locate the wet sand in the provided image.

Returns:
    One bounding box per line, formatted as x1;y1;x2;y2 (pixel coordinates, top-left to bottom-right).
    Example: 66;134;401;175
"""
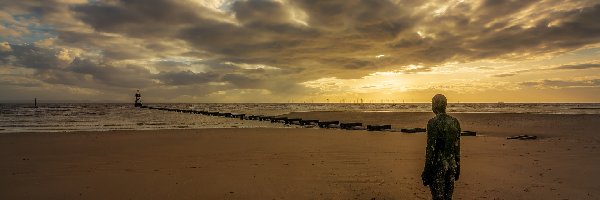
1;113;599;199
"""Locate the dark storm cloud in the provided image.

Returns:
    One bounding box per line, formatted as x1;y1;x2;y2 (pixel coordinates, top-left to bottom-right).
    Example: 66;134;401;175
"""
154;60;190;68
35;59;154;89
72;0;207;36
233;0;297;27
203;61;243;72
0;74;43;87
3;0;600;101
0;43;154;88
320;58;374;70
521;79;600;88
464;3;600;60
57;30;180;61
492;73;517;77
68;58;154;88
475;0;538;21
221;73;263;89
291;0;417;35
177;19;315;59
493;62;600;78
0;44;66;70
68;0;600;81
554;63;600;70
155;70;220;85
69;0;423;79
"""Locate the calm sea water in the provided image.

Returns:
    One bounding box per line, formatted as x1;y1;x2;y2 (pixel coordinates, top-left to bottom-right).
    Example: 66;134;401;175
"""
1;103;599;133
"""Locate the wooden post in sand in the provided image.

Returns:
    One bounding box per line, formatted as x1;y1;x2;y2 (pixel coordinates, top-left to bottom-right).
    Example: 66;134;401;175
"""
34;98;38;108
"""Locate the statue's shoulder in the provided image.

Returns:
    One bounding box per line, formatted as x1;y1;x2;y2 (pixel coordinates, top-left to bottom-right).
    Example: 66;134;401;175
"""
442;113;457;121
427;115;440;126
444;114;461;130
427;116;436;123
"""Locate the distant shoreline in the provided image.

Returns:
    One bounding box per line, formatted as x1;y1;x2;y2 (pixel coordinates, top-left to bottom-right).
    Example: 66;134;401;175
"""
3;111;599;136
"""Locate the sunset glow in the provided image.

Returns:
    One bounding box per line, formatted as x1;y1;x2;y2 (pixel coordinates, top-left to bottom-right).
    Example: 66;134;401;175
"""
1;0;599;102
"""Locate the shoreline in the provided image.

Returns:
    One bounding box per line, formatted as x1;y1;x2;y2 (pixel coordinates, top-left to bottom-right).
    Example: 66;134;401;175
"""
3;112;600;136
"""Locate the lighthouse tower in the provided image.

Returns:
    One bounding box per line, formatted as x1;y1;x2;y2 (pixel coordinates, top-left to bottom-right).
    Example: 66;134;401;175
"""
134;90;143;107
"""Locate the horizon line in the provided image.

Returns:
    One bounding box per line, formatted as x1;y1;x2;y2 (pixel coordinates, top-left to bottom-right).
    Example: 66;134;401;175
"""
1;100;599;104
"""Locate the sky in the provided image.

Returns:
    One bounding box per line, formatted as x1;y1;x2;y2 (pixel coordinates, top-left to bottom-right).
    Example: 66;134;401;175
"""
0;0;599;103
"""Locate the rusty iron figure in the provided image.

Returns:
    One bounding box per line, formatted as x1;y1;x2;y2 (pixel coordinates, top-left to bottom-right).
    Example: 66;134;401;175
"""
422;94;461;200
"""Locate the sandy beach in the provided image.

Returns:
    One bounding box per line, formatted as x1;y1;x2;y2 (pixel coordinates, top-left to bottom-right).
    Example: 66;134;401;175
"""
1;113;600;199
3;0;598;198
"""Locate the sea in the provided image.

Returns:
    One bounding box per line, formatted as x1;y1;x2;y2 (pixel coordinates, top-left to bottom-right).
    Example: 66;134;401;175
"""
1;103;599;133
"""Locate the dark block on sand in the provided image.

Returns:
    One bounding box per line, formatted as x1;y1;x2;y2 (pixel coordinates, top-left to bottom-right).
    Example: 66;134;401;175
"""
247;115;257;120
231;114;245;119
340;122;363;129
206;112;219;116
284;118;302;124
401;128;426;133
259;116;273;121
367;124;392;131
248;115;262;120
461;131;477;136
506;134;536;140
217;113;232;117
270;117;287;123
318;121;339;128
300;120;319;125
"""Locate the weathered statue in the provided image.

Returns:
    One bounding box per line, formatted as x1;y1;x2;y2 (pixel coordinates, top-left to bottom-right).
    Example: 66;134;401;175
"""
422;94;461;200
134;90;142;107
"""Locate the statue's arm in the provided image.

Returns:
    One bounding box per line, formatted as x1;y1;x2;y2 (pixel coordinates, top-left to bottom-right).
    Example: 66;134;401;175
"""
455;120;461;180
422;121;436;185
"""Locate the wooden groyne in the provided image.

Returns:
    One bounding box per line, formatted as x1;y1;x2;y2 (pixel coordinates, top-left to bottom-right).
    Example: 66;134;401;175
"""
135;105;478;135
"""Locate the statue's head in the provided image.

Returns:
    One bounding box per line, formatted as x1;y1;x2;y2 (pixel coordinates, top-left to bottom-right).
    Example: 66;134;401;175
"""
432;94;447;114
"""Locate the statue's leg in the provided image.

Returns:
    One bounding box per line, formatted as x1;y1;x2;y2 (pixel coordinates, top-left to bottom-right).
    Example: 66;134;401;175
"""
429;169;446;200
444;167;456;200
